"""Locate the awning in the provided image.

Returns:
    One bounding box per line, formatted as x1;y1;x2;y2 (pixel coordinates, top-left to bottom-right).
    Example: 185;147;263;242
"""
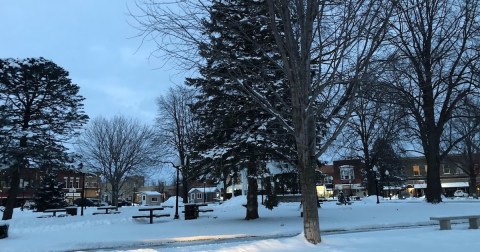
413;184;427;189
441;182;468;188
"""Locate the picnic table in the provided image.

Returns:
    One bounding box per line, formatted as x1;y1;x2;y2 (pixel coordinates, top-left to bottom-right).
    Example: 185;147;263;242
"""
42;208;67;217
93;206;120;215
132;207;170;224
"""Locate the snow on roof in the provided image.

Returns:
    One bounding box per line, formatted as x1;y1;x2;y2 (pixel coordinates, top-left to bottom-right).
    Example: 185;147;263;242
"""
140;191;161;196
188;187;219;193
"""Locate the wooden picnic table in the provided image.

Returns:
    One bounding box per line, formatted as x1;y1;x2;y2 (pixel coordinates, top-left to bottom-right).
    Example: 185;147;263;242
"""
132;207;169;224
93;206;119;215
43;208;67;217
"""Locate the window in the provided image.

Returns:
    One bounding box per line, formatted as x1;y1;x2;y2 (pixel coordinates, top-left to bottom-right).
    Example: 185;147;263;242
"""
324;176;333;184
413;165;420;176
69;177;74;188
340;166;354;180
64;177;68;188
151;197;158;202
196;193;203;199
442;164;451;175
75;177;80;188
142;195;146;201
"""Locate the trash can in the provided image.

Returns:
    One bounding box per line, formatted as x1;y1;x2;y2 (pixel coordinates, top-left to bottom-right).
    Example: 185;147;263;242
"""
184;204;197;220
0;224;9;239
66;207;77;216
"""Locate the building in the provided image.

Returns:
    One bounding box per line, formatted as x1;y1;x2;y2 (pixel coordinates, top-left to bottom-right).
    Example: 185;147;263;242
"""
402;155;480;197
188;187;220;203
0;167;101;206
140;191;162;206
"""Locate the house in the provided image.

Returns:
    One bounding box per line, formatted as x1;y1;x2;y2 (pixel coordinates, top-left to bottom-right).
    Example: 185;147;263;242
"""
140;191;162;206
188;187;220;203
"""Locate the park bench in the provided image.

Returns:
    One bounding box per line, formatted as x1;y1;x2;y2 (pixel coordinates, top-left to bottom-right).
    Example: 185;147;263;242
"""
430;215;480;230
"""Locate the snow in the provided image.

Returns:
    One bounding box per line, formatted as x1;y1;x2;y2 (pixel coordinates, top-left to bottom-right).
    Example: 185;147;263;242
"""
141;191;161;196
188;187;219;193
2;196;480;251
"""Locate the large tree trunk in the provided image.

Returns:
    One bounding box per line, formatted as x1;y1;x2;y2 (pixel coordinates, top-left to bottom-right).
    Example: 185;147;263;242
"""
182;178;189;204
2;166;20;220
297;141;321;243
294;94;321;243
424;133;442;203
245;157;259;220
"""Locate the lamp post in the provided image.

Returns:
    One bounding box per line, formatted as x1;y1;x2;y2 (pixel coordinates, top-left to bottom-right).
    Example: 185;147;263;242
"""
203;180;206;204
385;170;390;200
373;166;380;204
174;167;179;219
80;163;86;216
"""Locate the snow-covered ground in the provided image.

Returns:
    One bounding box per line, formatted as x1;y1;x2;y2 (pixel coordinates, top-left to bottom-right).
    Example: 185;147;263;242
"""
2;196;480;252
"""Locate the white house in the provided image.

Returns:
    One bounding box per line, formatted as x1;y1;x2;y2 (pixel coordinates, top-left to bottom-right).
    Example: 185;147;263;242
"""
140;191;162;206
188;187;220;203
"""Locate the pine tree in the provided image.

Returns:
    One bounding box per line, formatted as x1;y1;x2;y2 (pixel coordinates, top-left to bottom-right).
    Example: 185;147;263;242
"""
188;0;294;219
0;58;88;220
34;172;66;212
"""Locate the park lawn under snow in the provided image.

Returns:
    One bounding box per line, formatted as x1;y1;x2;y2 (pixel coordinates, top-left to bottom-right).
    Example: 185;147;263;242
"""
2;196;480;252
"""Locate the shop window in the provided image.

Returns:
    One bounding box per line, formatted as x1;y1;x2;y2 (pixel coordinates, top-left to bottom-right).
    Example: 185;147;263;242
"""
340;166;354;180
413;165;420;176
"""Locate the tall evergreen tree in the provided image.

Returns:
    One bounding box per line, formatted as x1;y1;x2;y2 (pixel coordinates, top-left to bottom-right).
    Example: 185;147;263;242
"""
0;58;88;220
187;0;294;220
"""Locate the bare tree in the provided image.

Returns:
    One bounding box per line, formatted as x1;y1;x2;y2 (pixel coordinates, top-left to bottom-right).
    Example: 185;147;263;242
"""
132;0;391;244
383;0;480;203
77;116;157;206
339;81;405;195
155;85;201;203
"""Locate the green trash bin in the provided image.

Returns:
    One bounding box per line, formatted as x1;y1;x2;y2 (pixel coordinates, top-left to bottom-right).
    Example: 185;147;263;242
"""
0;224;8;239
66;206;77;216
184;204;197;220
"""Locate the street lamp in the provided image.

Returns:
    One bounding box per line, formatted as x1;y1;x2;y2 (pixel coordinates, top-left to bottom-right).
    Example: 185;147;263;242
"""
79;163;86;216
203;180;206;204
173;158;182;220
372;166;380;204
385;170;391;200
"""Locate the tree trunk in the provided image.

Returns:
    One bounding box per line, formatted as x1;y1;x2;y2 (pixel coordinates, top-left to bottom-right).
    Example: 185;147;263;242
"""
245;158;259;220
425;138;442;203
2;166;20;220
294;101;321;243
182;178;189;204
297;144;321;244
468;162;477;197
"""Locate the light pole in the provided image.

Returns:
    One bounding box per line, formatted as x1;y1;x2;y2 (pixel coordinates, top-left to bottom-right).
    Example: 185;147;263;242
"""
373;166;380;204
385;170;390;200
80;163;86;216
203;180;206;204
174;167;179;219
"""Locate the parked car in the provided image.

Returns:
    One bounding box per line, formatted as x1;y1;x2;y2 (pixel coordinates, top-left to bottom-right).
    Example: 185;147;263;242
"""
116;200;132;207
453;190;468;197
73;198;97;207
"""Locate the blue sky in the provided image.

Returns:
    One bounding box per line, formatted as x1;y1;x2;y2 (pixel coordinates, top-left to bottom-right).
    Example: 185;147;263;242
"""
0;0;183;125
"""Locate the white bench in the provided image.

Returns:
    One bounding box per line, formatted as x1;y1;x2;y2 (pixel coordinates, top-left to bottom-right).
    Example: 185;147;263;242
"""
430;215;480;230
